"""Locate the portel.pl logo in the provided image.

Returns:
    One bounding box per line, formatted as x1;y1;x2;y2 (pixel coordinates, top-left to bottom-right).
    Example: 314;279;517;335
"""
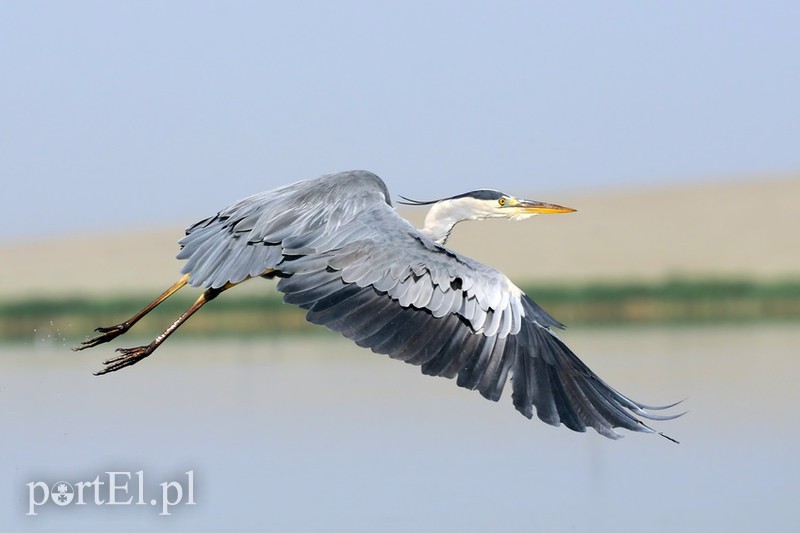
26;470;195;516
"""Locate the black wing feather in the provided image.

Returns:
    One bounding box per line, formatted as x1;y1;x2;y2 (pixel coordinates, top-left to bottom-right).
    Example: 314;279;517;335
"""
276;266;681;439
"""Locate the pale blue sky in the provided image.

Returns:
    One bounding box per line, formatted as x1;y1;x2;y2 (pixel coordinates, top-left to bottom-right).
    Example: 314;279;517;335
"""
2;1;798;241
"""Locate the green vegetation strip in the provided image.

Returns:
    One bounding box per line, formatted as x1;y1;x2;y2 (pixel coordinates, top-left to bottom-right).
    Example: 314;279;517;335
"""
3;279;800;342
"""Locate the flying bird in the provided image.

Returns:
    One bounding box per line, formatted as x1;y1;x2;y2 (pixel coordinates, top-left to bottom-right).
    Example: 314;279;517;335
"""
75;170;681;439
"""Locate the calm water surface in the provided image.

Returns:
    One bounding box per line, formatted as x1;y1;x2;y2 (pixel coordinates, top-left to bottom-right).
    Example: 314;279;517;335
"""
1;325;797;532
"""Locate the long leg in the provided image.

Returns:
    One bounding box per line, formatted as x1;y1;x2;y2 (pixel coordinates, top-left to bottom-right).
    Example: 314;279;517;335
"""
94;280;238;375
73;273;191;351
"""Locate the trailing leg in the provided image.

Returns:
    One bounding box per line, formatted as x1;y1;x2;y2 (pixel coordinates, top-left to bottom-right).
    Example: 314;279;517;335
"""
73;274;190;351
94;282;236;375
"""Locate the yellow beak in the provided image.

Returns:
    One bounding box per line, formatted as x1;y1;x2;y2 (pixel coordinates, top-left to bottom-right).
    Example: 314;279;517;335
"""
513;199;576;214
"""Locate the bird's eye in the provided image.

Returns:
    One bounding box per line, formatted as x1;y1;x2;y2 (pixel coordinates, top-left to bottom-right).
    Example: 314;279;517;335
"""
498;198;507;206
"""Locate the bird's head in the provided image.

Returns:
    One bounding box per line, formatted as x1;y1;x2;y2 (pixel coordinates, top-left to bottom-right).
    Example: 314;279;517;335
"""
400;189;575;222
400;189;576;245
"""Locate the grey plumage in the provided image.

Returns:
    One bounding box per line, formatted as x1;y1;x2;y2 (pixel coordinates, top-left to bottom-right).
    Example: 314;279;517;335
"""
173;170;681;439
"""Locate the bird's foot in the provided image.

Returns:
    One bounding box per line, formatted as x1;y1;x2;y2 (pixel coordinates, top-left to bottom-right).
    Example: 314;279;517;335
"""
73;323;130;351
94;344;154;375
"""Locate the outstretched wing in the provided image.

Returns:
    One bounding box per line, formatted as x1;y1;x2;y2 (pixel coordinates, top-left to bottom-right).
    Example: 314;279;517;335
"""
178;170;678;438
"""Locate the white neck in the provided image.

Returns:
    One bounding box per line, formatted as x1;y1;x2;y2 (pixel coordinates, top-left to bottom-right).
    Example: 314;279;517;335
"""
418;198;491;245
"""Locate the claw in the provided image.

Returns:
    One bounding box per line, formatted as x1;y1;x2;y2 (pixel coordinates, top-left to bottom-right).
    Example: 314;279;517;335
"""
93;344;154;375
95;325;122;333
72;323;129;351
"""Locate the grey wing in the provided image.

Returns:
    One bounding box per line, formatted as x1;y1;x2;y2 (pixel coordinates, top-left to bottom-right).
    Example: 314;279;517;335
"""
275;210;677;438
178;170;678;438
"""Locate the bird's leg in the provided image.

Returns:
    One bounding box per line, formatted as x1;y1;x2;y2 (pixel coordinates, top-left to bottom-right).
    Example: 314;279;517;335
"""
94;281;238;375
73;274;191;351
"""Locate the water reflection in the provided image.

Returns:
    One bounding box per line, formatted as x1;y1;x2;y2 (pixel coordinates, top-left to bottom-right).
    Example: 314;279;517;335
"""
2;325;797;532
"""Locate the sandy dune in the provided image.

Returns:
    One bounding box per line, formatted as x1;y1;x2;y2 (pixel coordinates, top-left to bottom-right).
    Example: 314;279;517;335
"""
3;176;799;299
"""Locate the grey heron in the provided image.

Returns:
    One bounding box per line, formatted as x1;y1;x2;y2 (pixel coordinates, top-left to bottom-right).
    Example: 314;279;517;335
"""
75;170;681;440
